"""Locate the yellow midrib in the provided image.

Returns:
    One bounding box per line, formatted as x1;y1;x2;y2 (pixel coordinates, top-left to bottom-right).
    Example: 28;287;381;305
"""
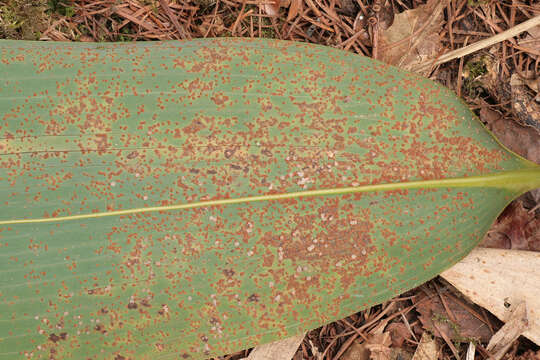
1;168;539;225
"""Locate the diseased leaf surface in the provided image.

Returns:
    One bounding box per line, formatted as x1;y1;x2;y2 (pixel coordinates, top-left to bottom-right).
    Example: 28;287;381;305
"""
0;38;537;359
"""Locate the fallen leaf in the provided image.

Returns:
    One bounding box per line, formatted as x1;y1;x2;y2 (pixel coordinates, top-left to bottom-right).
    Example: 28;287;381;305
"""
415;290;493;343
411;333;438;360
387;322;411;347
480;107;540;164
390;349;413;360
366;332;392;360
379;0;446;75
342;340;370;360
336;0;356;17
519;25;540;59
245;333;305;360
481;200;540;250
441;248;540;345
263;0;281;17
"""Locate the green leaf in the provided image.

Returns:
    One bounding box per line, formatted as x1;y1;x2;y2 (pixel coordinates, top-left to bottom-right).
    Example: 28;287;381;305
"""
0;38;538;359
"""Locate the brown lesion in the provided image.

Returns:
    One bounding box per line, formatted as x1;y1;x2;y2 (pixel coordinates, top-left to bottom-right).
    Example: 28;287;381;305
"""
48;332;67;343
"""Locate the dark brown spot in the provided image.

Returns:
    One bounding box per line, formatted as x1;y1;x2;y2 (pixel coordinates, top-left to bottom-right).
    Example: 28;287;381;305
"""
189;168;199;174
95;324;107;334
114;355;126;360
98;307;109;315
247;293;259;302
223;269;235;278
206;169;217;175
127;302;138;310
230;164;242;171
200;335;208;342
48;333;67;343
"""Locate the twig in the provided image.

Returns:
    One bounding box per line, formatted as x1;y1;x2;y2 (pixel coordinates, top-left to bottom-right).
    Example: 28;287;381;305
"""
230;0;247;35
159;0;190;39
456;36;468;98
413;15;540;73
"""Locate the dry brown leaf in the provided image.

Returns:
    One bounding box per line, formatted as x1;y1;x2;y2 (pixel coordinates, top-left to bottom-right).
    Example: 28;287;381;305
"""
411;333;438;360
263;0;281;17
481;200;540;250
365;332;392;360
480;107;540;165
390;349;413;360
441;248;540;345
337;0;356;17
415;290;493;343
519;25;540;59
379;0;446;75
387;322;411;348
341;340;370;360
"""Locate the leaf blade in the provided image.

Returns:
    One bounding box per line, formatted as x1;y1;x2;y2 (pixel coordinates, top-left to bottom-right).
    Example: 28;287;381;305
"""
0;38;538;359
